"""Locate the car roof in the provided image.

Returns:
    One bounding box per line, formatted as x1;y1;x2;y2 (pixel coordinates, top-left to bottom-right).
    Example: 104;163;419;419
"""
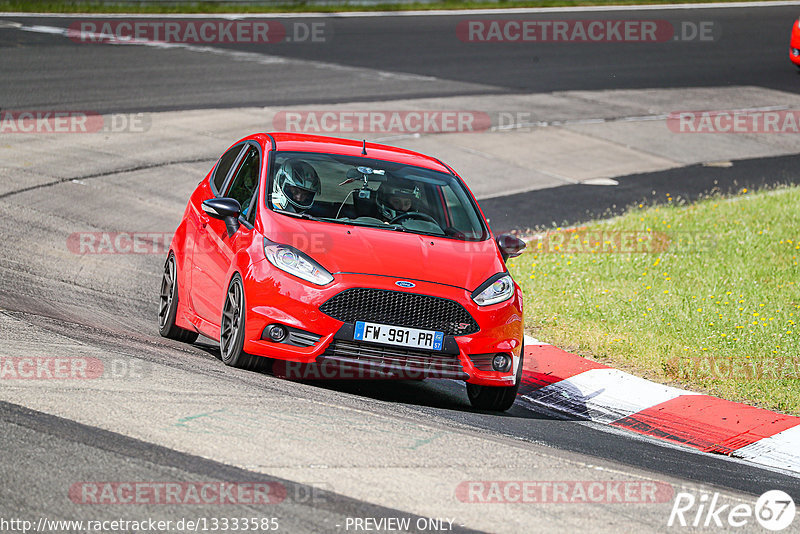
265;132;453;175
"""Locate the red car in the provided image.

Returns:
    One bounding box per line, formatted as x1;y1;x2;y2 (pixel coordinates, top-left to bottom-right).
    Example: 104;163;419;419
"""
791;18;800;67
158;133;526;411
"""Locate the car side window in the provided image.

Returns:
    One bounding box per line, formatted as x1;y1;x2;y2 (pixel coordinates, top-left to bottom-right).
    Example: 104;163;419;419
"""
212;145;244;194
441;184;482;239
225;146;260;221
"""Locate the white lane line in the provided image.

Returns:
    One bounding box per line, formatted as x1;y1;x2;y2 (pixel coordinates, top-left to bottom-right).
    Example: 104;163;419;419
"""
521;367;698;424
731;424;800;474
11;23;441;83
2;1;800;18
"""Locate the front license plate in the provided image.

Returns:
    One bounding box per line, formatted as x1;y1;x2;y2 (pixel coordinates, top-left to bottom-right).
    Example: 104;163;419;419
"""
354;321;444;351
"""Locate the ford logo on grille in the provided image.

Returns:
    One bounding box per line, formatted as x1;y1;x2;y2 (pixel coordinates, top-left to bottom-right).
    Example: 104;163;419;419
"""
395;280;415;288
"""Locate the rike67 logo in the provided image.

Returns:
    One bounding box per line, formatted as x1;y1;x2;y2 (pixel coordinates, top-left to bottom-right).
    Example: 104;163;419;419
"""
668;490;795;531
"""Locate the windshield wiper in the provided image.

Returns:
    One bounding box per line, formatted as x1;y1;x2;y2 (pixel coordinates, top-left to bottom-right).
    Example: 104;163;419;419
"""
350;220;407;232
274;210;320;221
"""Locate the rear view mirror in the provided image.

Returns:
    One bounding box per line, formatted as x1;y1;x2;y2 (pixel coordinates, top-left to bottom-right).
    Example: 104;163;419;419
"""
202;197;242;236
496;234;526;261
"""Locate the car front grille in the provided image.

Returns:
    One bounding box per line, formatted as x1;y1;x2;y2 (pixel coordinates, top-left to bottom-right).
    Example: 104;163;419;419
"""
319;339;468;380
319;288;479;336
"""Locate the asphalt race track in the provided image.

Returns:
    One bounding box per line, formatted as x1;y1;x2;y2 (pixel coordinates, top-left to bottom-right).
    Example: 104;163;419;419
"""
1;3;800;533
2;4;800;112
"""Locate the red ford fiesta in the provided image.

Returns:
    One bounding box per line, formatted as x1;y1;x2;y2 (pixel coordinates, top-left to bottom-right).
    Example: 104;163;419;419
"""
159;133;526;411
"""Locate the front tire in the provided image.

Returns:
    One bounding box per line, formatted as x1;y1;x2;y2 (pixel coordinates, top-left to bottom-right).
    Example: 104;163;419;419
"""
158;253;198;343
220;274;269;371
466;346;524;412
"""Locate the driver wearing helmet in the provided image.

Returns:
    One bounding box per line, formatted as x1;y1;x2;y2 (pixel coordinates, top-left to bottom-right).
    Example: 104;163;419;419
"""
272;159;321;213
377;179;420;222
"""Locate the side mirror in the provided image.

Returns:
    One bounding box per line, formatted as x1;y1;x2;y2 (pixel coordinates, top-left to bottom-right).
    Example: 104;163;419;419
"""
496;233;526;261
202;197;241;237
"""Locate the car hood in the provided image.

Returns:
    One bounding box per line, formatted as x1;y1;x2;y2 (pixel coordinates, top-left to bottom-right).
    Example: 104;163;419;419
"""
265;216;505;292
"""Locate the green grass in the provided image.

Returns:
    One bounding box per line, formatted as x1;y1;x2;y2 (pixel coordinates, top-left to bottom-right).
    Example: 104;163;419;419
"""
509;186;800;415
0;0;765;14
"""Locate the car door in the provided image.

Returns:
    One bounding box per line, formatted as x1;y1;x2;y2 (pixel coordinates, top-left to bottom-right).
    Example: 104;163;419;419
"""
191;143;261;325
183;143;245;318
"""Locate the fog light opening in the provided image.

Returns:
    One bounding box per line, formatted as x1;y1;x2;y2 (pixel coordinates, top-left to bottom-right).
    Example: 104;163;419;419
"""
492;353;512;372
267;324;288;343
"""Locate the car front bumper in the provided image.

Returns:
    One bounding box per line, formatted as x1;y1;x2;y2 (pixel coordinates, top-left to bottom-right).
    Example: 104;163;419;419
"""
241;261;524;386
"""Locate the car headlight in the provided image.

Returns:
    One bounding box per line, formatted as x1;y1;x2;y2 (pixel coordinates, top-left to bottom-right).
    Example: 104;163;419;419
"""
264;239;333;286
472;274;515;306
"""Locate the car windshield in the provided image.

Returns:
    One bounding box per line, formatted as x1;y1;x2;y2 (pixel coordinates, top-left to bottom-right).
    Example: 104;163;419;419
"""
268;151;488;241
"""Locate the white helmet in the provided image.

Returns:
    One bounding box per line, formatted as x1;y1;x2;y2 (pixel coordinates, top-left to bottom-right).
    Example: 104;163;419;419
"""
272;159;321;211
